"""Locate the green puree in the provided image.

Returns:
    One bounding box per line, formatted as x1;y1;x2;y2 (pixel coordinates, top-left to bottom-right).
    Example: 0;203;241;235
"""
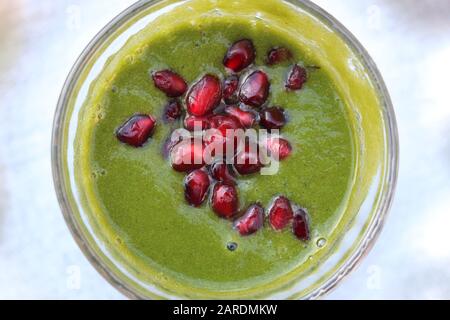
74;0;383;299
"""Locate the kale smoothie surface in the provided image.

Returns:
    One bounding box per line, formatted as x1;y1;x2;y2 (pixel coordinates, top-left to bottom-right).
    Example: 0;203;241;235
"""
71;0;387;299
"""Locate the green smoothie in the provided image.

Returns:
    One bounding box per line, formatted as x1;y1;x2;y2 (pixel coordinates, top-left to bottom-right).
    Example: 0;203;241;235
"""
73;0;384;299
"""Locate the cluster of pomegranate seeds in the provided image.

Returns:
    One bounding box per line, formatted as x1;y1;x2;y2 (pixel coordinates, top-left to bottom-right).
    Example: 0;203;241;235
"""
116;114;156;147
268;196;311;239
115;38;313;243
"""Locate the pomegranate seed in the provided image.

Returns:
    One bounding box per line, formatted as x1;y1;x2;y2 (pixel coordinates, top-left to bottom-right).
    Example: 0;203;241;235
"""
184;115;211;131
184;169;211;207
161;130;183;159
170;138;206;172
268;196;294;231
203;130;228;161
234;142;263;175
211;182;239;219
211;103;227;116
265;136;292;160
293;207;310;241
267;47;292;65
286;64;307;90
163;100;183;123
234;203;265;236
239;70;270;108
152;70;188;97
186;74;222;116
223;39;256;73
116;114;156;147
223;75;240;105
259;107;287;130
224;106;257;128
204;115;242;159
209;114;243;137
210;162;236;185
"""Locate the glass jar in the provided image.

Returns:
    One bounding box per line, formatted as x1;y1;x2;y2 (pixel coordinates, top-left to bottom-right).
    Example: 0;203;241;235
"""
52;0;399;299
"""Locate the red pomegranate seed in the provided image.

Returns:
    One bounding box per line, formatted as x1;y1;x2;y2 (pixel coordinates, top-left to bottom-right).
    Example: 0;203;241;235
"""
286;64;307;90
203;130;227;160
161;130;184;159
234;142;263;175
268;196;294;231
234;203;265;236
163;100;183;123
223;75;240;105
204;115;243;159
211;182;239;219
259;107;287;130
239;70;270;108
223;39;256;73
224;105;257;128
293;207;310;241
184;115;211;131
265;136;292;160
170;138;206;172
267;47;292;65
152;70;188;97
116;114;156;147
184;169;211;207
186;74;222;116
209;114;243;137
210;162;236;185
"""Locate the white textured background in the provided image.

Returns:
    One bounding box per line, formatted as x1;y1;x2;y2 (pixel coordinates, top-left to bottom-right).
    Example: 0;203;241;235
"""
0;0;449;300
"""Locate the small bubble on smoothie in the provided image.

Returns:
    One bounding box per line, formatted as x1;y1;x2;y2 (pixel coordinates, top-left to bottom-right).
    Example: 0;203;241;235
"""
316;238;327;248
227;242;238;252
